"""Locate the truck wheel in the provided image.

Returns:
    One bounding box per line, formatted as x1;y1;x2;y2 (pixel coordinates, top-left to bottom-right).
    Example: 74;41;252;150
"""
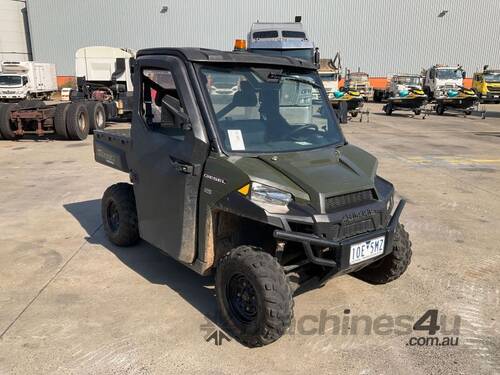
384;103;393;115
54;103;71;139
0;103;20;140
101;183;139;246
436;104;445;115
66;102;89;140
355;223;412;284
216;246;293;347
87;101;106;132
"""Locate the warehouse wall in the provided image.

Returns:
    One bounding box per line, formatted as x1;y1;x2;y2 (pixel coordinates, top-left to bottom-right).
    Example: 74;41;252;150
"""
0;0;32;62
26;0;500;76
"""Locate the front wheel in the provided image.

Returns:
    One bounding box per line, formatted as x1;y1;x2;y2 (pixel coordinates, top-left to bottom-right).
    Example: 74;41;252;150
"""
101;183;139;246
354;223;412;284
216;246;293;347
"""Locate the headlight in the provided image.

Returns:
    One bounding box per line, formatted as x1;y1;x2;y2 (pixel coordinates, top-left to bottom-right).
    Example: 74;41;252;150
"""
251;182;292;206
386;193;394;213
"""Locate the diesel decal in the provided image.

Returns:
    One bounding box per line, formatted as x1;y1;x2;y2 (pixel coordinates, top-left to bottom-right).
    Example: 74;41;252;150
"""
203;173;227;184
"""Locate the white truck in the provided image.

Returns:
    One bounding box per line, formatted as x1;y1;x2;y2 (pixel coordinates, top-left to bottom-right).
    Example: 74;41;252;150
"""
73;46;135;120
422;64;465;99
246;16;320;66
422;64;478;115
0;61;57;101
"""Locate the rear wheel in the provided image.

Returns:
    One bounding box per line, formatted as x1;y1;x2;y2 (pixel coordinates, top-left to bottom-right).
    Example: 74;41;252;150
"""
436;103;445;115
86;101;106;132
101;183;139;246
0;103;20;140
54;103;71;139
66;102;89;140
216;246;293;347
355;223;412;284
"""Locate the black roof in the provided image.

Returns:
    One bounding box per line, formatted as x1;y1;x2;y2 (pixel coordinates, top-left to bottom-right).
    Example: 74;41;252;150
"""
136;48;316;70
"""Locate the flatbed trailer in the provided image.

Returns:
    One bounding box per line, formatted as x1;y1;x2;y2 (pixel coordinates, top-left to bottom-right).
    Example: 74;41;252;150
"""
0;99;106;140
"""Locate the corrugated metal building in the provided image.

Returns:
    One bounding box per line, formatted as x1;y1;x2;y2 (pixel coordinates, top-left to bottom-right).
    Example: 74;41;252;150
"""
0;0;32;62
24;0;500;77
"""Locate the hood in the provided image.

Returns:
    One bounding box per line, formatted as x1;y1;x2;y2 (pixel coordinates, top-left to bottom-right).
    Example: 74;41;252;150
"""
233;144;377;212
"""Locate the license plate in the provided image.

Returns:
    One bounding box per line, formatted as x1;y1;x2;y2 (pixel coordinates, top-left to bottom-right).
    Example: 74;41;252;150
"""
349;236;385;265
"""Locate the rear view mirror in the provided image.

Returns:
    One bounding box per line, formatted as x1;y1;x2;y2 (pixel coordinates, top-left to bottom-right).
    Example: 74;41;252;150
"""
161;95;191;130
314;48;320;67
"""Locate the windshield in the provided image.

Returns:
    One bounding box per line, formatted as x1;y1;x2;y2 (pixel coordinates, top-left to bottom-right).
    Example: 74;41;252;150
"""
436;69;463;80
0;75;22;86
395;76;421;85
320;73;338;82
484;73;500;82
250;49;314;63
199;66;343;153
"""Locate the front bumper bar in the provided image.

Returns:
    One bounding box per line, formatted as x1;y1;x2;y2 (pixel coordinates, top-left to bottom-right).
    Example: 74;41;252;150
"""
274;200;406;271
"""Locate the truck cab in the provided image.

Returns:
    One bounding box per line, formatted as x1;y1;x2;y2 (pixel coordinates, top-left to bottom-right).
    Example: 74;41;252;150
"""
246;17;319;66
388;74;424;96
0;73;28;100
472;69;500;102
0;61;57;101
344;72;372;101
94;48;411;347
423;64;465;99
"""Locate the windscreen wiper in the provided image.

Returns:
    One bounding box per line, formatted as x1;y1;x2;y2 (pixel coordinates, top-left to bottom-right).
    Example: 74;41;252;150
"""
268;73;322;89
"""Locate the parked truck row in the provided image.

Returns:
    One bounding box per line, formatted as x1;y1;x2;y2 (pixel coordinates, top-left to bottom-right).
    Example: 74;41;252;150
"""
0;46;134;140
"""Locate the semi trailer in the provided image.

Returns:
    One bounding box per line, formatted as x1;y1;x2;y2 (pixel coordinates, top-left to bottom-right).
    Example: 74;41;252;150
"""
0;62;57;102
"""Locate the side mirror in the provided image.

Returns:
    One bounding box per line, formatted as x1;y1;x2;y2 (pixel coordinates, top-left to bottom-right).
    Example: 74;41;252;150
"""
162;94;191;130
314;48;320;68
129;57;136;74
462;71;466;79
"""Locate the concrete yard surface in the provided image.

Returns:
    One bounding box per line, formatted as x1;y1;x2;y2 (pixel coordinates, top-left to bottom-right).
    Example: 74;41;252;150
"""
0;104;499;374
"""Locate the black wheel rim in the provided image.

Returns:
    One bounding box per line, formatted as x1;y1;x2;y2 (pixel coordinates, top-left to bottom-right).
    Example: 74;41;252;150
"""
227;273;258;324
107;201;120;233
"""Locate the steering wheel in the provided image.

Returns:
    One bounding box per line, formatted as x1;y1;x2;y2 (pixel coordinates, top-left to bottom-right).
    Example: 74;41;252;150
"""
287;124;319;139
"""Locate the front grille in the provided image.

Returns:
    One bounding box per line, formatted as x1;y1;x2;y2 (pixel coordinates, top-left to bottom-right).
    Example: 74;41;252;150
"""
341;219;375;238
325;190;375;212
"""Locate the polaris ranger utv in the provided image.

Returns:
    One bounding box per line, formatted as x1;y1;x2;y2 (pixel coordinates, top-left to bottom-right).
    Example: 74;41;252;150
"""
94;48;412;347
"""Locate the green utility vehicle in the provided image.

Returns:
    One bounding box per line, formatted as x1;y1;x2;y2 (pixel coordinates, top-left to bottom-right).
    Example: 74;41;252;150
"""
94;48;412;347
